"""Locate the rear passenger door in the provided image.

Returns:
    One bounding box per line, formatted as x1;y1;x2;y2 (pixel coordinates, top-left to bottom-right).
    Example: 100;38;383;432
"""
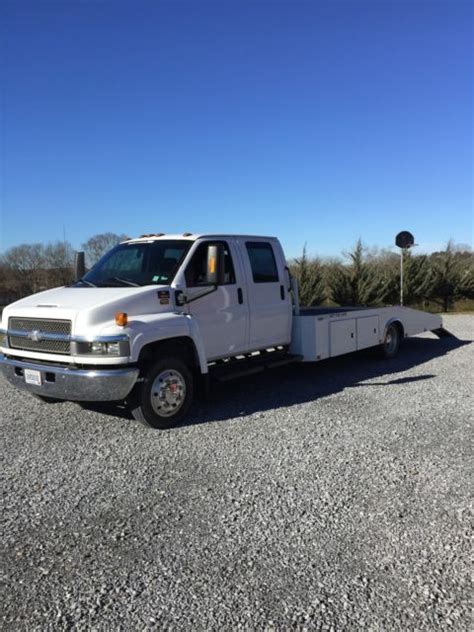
240;240;292;349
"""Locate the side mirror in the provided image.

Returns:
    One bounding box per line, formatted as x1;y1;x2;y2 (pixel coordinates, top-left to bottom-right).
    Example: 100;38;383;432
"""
74;251;86;281
205;244;225;286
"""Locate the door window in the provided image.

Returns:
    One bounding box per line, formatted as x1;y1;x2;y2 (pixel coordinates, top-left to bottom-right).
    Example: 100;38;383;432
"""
185;241;236;287
245;242;279;283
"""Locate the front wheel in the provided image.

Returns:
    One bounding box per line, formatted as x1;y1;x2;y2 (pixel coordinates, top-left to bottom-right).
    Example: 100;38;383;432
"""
382;323;401;359
129;356;194;429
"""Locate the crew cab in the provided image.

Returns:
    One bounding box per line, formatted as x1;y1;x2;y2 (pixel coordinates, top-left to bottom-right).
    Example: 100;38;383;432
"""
0;233;450;428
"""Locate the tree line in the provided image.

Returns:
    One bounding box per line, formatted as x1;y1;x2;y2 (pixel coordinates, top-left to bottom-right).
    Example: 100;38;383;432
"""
0;233;127;301
0;233;473;312
290;240;473;312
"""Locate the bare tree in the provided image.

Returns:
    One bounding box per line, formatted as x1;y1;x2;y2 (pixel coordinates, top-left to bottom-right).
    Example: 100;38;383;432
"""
3;243;47;294
44;241;75;286
0;258;16;304
82;233;128;267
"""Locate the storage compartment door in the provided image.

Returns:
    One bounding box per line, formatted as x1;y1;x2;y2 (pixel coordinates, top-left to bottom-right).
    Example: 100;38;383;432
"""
356;316;380;350
330;319;356;357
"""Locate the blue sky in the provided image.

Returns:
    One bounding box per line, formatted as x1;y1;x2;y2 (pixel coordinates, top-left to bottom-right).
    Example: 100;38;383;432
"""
1;0;472;258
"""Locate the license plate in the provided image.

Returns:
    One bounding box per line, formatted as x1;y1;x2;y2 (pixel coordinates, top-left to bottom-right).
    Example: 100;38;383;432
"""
24;369;42;386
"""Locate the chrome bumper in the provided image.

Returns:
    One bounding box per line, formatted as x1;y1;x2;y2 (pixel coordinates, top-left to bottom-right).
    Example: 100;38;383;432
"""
0;354;139;402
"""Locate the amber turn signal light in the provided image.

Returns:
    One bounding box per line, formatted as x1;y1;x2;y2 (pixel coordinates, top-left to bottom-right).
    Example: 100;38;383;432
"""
115;312;128;326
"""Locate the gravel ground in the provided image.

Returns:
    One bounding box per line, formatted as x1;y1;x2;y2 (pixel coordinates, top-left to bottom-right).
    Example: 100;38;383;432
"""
1;314;472;631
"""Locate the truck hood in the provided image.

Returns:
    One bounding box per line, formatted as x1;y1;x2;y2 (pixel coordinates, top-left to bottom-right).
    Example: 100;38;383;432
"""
1;285;177;334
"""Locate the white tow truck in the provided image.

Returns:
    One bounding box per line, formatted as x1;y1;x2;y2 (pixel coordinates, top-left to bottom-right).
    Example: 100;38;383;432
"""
0;233;451;428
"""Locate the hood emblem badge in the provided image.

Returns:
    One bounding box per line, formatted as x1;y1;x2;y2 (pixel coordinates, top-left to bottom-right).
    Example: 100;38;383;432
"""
28;330;43;342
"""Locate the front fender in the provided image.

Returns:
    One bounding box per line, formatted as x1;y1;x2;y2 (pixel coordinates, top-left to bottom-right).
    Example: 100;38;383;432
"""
126;313;208;374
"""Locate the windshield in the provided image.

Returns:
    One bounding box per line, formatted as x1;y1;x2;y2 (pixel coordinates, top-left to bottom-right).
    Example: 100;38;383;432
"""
80;240;192;287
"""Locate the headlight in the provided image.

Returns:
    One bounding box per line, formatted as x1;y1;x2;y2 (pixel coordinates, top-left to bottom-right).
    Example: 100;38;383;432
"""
90;341;120;355
72;339;130;357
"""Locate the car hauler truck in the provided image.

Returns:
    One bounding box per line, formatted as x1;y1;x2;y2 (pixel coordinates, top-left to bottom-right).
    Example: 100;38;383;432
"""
0;234;451;429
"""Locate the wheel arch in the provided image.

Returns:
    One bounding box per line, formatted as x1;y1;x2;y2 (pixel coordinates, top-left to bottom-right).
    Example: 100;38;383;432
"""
384;318;405;340
137;336;205;374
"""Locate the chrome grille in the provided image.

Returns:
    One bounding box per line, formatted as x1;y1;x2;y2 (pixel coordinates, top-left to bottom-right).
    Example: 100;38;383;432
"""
8;317;72;355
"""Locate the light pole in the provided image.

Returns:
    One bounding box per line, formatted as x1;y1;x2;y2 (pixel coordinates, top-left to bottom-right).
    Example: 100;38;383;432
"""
400;248;404;305
395;231;415;306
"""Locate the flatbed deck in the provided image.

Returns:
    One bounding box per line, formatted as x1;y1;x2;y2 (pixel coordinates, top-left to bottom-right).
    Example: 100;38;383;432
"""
300;306;373;316
291;305;444;361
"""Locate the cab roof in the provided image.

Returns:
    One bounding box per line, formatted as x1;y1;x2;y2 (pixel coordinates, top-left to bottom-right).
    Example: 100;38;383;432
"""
124;233;277;244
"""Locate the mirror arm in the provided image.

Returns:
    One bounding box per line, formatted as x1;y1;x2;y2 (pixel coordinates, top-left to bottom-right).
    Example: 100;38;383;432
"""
181;285;218;305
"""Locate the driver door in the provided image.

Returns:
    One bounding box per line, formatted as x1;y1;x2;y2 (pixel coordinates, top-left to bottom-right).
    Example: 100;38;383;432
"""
184;240;249;360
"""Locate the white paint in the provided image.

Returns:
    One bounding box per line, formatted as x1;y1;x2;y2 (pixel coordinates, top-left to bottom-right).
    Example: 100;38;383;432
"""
330;319;357;356
357;316;380;350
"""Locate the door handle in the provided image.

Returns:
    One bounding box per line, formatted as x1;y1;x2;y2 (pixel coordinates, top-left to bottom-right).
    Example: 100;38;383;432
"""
237;288;243;304
280;285;285;300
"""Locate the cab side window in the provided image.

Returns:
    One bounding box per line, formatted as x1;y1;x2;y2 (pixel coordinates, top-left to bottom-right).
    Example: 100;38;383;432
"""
185;241;236;287
246;242;279;283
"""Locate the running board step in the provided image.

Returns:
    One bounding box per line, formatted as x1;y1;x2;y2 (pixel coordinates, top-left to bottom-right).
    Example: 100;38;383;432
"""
432;327;456;338
210;353;303;383
265;354;304;369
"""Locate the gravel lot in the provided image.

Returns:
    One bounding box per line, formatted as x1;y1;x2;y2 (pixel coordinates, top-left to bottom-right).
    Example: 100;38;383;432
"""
1;314;472;630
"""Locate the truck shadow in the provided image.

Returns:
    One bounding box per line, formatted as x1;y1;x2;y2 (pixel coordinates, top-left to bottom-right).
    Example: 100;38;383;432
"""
83;335;469;428
188;335;469;426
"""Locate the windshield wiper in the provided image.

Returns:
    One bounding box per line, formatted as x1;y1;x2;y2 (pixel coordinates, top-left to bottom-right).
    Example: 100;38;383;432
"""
77;278;97;288
107;276;141;287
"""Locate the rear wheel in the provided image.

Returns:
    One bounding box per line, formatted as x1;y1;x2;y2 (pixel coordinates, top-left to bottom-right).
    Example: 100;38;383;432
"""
129;356;194;429
382;323;401;359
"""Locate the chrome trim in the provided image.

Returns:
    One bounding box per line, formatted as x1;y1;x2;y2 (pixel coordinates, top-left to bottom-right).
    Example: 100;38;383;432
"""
0;354;139;401
5;328;69;341
1;328;128;344
71;334;130;343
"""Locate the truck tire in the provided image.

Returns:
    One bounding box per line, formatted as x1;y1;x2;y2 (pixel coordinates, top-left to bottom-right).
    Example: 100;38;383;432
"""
129;356;194;429
382;323;400;359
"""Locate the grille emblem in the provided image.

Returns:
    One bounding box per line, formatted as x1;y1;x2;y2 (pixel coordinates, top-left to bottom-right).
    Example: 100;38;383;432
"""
28;330;43;342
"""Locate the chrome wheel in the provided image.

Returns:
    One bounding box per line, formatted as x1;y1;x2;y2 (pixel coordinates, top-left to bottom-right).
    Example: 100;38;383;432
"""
150;369;187;417
130;355;194;429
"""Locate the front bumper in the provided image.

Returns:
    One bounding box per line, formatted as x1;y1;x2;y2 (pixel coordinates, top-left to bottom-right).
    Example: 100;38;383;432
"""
0;354;139;402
